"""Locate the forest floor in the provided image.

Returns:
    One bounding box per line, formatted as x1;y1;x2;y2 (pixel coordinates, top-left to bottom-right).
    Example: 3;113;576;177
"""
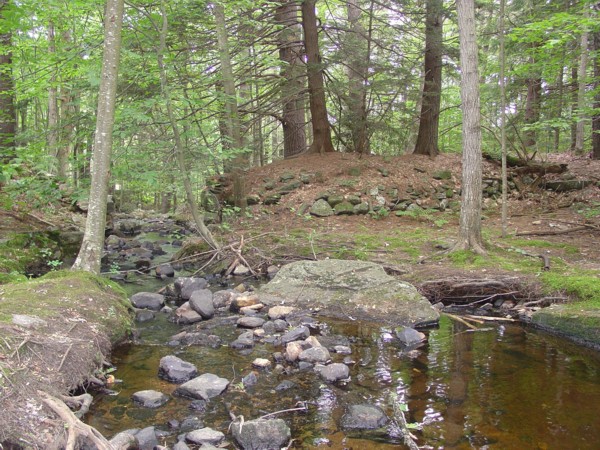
228;152;600;278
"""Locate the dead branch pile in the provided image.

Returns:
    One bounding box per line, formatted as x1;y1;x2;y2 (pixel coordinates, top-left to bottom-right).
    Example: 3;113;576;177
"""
418;276;539;307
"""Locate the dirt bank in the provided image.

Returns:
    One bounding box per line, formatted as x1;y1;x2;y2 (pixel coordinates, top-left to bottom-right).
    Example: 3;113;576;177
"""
0;270;133;448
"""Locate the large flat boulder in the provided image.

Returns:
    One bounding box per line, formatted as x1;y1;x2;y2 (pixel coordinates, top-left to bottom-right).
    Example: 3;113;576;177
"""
258;260;438;328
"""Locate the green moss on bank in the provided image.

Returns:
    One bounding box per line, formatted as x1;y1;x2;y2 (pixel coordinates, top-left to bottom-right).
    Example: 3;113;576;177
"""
531;273;600;346
0;269;133;344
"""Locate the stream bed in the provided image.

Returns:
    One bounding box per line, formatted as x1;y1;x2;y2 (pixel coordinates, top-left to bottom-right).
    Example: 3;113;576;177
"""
86;283;600;449
86;229;600;449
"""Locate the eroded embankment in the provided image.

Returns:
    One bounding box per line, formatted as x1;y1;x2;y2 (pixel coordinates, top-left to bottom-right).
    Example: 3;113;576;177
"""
0;270;133;448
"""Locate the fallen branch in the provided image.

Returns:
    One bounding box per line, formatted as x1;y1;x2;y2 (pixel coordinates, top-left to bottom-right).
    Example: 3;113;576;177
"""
522;297;566;307
39;391;113;450
443;313;479;330
259;403;308;420
57;343;73;372
515;226;588;236
461;291;519;307
464;315;516;322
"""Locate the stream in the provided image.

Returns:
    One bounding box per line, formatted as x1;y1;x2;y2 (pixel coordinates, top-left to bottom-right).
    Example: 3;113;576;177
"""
86;232;600;449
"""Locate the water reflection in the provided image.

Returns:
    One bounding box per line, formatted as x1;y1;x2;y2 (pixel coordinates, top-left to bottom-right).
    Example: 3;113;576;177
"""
87;310;600;449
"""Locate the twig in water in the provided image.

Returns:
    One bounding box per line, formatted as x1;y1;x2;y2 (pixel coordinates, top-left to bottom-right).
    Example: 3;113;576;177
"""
259;403;308;420
443;313;478;330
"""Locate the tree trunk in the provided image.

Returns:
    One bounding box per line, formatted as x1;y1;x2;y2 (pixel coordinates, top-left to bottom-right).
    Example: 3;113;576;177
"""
575;13;589;154
59;29;76;182
413;0;443;157
593;14;600;159
345;0;369;154
277;0;307;158
0;0;15;165
499;0;507;238
570;65;578;152
452;0;485;255
302;0;335;154
156;0;218;249
214;2;247;209
72;0;124;274
523;61;541;153
47;22;61;176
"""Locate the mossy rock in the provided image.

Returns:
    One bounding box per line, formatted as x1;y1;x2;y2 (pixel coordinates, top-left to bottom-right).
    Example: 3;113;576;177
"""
310;199;334;217
432;170;452;180
172;238;212;261
346;195;362;206
334;201;355;215
279;173;295;182
278;180;303;194
264;193;282;205
353;202;370;215
327;195;345;207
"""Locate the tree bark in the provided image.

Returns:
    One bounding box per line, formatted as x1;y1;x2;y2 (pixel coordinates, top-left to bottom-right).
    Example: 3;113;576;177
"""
214;2;247;209
72;0;124;274
592;10;600;159
523;62;541;153
277;0;307;158
302;0;335;154
499;0;507;237
570;65;578;152
413;0;443;157
157;0;218;249
453;0;485;255
47;21;61;176
575;11;589;154
0;0;16;165
345;0;369;154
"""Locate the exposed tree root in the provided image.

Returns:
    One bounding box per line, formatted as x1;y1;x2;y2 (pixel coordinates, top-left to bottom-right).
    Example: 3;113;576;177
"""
39;391;113;450
61;393;93;419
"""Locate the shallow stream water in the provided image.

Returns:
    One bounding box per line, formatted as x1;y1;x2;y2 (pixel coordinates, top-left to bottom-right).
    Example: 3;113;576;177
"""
87;234;600;449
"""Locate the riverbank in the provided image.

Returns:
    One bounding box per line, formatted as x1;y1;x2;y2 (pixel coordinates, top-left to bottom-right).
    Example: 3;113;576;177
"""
0;270;133;448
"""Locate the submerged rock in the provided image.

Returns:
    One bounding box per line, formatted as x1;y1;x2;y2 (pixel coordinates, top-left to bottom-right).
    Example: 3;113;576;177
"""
237;316;266;329
230;331;255;349
131;390;169;408
175;373;229;400
158;355;198;383
259;260;439;328
315;363;350;382
299;346;331;364
395;326;426;347
231;418;291;450
341;404;389;430
185;427;225;446
130;292;165;311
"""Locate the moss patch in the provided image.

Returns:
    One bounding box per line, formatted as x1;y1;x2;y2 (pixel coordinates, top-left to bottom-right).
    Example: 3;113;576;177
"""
531;273;600;347
531;306;600;347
